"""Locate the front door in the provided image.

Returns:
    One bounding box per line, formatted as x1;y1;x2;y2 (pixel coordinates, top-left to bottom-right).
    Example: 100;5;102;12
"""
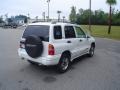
64;26;80;60
74;26;89;55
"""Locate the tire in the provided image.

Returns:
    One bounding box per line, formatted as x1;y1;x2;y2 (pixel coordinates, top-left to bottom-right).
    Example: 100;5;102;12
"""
88;45;95;57
57;54;70;73
25;35;43;58
27;60;38;65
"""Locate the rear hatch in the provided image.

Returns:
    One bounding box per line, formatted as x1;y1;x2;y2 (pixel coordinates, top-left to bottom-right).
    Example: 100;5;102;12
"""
20;25;50;57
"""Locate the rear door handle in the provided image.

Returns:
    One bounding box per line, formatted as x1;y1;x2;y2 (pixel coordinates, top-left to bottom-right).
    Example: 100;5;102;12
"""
79;39;83;42
67;41;71;43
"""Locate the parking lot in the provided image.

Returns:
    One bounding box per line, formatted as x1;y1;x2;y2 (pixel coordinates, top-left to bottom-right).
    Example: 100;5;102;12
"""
0;27;120;90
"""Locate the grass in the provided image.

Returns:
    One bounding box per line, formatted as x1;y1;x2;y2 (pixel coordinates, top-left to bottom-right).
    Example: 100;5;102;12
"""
81;25;120;40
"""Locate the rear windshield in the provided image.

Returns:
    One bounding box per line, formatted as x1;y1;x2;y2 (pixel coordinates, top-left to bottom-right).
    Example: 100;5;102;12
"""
23;25;50;41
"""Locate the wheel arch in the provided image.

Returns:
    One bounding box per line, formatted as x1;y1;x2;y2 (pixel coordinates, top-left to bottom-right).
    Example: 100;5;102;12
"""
91;42;95;48
60;50;71;61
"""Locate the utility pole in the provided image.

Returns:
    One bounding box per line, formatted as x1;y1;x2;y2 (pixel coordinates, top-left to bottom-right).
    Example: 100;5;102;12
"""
27;13;30;24
35;16;38;22
63;16;65;22
89;0;92;32
42;12;45;22
47;0;50;20
57;11;62;22
46;16;48;22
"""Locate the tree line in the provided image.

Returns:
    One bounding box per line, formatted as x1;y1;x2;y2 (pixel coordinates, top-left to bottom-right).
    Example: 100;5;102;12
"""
0;15;28;24
69;6;120;26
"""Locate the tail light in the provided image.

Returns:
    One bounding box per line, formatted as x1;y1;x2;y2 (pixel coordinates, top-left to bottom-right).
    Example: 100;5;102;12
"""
20;43;25;49
48;44;55;55
20;40;25;49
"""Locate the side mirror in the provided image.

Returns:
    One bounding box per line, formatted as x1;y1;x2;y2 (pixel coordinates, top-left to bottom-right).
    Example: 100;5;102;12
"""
86;35;90;38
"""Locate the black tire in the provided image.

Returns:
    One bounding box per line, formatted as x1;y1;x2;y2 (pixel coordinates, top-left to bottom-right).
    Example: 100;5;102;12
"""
25;35;43;58
28;60;38;65
88;45;95;57
57;54;70;73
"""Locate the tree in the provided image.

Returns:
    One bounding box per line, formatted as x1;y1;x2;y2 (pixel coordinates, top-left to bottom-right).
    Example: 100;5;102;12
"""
69;8;120;26
15;15;28;23
0;15;4;23
35;16;38;21
24;18;28;23
7;18;13;23
0;18;3;23
78;8;84;15
94;10;107;25
106;0;117;34
76;9;94;25
113;10;120;25
69;6;77;23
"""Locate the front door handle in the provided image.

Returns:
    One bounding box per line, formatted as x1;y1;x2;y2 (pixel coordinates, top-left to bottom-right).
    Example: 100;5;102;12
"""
79;39;83;42
67;41;71;43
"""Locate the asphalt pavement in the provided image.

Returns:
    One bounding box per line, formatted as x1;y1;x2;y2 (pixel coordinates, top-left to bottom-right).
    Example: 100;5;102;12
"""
0;27;120;90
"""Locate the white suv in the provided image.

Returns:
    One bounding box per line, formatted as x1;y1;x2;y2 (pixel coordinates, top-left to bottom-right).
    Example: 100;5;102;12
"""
18;22;95;73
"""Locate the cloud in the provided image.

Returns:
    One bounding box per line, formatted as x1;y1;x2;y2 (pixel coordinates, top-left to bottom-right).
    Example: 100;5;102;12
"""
0;0;120;19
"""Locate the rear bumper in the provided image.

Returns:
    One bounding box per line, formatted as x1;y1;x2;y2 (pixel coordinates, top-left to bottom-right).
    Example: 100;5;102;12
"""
18;48;61;66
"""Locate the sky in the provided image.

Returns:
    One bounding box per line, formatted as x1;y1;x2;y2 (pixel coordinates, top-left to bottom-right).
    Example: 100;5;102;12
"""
0;0;120;19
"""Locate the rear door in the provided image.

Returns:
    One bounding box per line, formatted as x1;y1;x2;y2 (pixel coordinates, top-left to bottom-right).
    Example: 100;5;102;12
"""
22;25;50;57
63;26;80;60
74;26;89;55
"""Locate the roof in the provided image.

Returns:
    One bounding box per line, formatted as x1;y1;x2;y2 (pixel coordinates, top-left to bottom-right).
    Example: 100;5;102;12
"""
28;22;78;26
29;22;52;26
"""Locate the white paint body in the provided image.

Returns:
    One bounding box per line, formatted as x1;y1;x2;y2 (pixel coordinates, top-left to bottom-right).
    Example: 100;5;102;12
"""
18;22;95;66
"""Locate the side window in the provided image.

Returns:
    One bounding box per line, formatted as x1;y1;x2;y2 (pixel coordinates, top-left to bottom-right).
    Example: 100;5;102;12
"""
64;26;76;38
75;27;86;38
54;26;62;39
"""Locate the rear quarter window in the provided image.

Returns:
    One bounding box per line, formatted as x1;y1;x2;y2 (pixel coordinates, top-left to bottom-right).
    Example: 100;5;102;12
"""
54;26;62;39
23;25;50;41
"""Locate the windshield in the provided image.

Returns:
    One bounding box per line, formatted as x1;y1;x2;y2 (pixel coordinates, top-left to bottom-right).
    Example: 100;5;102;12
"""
23;25;50;41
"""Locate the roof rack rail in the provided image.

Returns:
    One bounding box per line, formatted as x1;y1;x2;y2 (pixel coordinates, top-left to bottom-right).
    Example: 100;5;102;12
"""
50;20;76;24
31;19;76;24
